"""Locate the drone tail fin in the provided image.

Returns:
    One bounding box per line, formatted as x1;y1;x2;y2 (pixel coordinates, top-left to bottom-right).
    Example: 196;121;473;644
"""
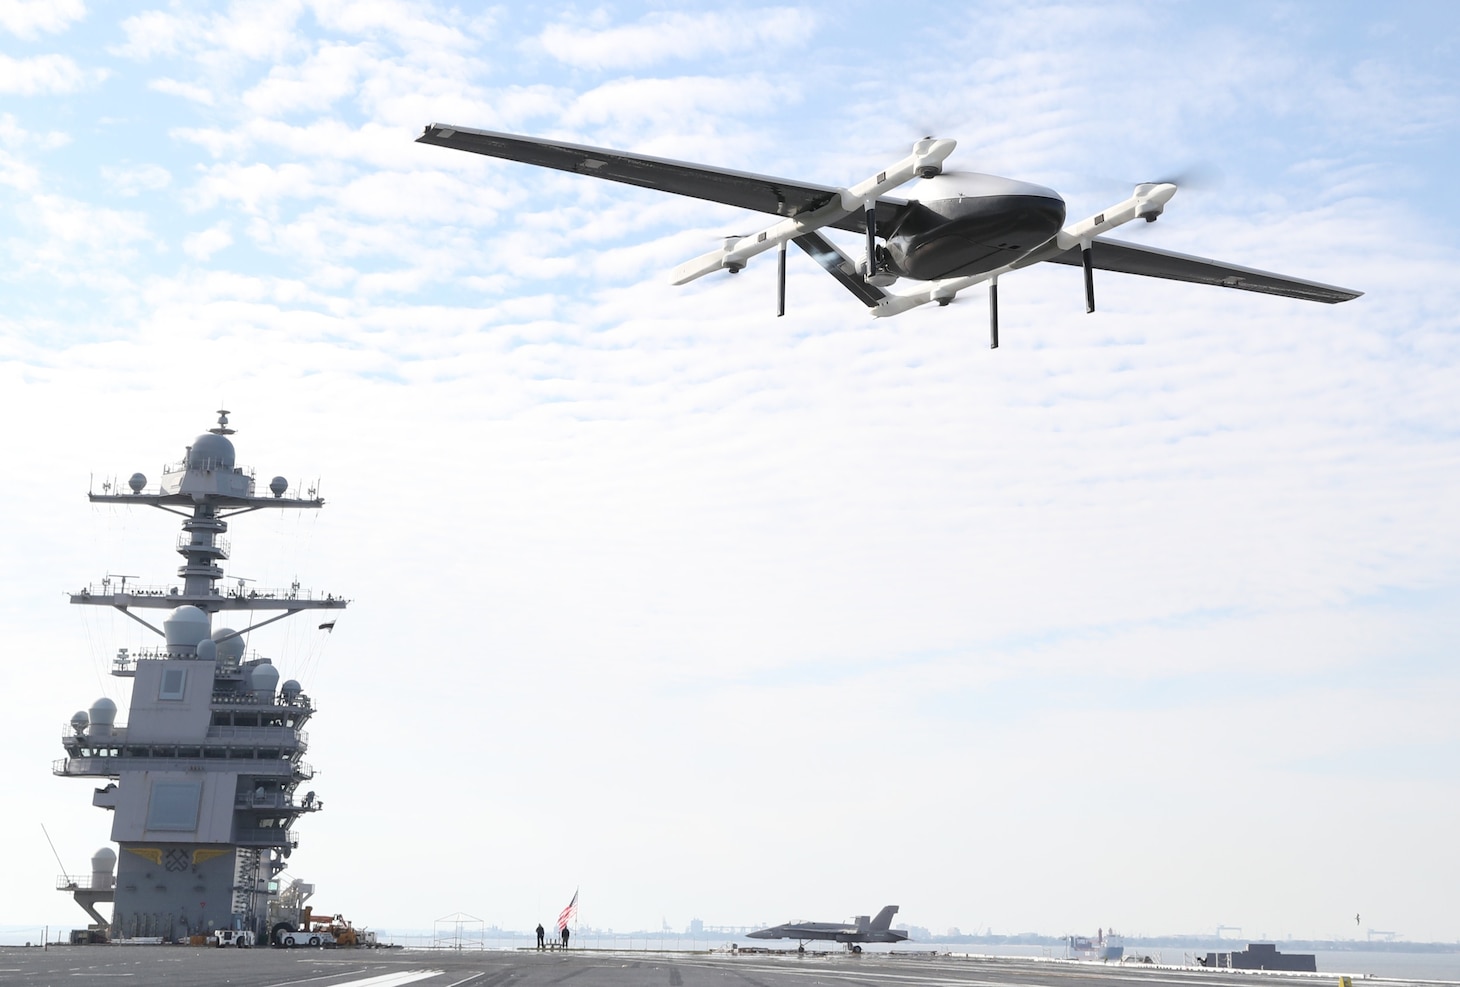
791;232;887;309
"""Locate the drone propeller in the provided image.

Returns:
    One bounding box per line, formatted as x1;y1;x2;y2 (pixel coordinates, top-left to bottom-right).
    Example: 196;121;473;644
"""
1142;163;1223;191
1079;166;1216;313
1092;162;1222;196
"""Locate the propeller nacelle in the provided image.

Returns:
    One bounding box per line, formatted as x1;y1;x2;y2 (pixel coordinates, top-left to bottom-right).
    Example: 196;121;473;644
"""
721;236;746;272
1134;182;1176;222
912;137;947;179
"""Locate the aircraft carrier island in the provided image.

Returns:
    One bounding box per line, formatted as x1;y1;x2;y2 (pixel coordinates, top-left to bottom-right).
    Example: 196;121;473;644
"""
52;412;346;944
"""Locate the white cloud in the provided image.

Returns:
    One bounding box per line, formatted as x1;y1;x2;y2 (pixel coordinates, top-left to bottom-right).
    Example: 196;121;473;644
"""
308;0;477;50
242;41;373;115
27;194;153;251
0;52;99;94
562;75;789;139
0;111;68;149
183;221;233;260
111;9;195;59
536;8;818;70
102;162;172;196
148;76;218;105
0;0;85;39
114;2;307;62
188;160;322;214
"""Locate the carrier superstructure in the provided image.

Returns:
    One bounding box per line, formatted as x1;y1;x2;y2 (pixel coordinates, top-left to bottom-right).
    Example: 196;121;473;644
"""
54;412;346;942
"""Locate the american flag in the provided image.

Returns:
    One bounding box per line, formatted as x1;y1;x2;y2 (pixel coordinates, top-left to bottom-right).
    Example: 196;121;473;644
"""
556;889;578;932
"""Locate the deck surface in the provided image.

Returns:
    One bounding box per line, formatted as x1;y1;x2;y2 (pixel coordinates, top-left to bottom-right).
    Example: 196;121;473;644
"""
0;947;1419;987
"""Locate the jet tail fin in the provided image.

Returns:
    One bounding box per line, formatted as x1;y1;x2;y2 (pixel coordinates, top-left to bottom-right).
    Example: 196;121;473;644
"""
871;906;899;931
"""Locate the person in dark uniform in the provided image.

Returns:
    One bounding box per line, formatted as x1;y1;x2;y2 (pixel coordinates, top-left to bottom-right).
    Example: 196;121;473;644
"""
535;923;545;950
561;924;570;948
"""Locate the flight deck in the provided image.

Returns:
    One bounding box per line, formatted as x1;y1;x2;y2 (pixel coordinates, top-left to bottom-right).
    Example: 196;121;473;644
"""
0;949;1435;987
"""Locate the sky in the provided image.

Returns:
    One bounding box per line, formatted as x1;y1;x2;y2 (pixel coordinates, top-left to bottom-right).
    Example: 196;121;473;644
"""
1;0;1458;946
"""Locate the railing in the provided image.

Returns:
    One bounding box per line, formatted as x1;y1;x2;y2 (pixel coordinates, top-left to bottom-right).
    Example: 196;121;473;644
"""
61;725;129;743
235;791;324;812
54;754;302;777
73;583;346;603
62;726;304;751
176;532;230;557
234;826;296;847
162;457;258;477
206;725;308;747
211;690;314;709
217;586;347;604
56;875;111;891
75;583;178;600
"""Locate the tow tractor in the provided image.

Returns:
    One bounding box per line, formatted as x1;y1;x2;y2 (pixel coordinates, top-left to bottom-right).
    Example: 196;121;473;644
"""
276;904;376;947
211;929;256;948
268;877;380;948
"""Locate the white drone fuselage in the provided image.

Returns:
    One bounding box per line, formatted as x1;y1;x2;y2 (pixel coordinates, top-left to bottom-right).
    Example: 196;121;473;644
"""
877;173;1066;283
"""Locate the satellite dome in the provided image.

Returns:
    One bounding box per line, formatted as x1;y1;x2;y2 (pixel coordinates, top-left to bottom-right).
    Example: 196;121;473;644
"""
90;847;116;889
128;472;147;493
164;605;210;652
270;476;288;498
70;710;90;734
249;661;280;701
187;433;236;470
195;637;218;662
89;697;117;728
280;679;301;700
212;628;246;665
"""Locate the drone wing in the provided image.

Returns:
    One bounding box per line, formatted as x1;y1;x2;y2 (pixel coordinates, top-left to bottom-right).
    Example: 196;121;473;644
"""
1042;237;1361;303
417;124;908;235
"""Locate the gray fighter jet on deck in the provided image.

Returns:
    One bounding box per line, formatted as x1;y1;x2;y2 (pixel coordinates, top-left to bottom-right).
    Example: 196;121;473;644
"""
747;906;909;951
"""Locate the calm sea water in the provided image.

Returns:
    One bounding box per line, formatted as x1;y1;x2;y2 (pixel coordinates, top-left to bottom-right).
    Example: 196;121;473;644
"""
942;942;1460;982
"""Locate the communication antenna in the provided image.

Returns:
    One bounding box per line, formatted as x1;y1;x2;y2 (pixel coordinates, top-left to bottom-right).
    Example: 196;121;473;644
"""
41;823;70;879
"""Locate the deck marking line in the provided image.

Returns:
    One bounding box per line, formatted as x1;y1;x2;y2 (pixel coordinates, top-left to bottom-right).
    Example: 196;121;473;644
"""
314;971;445;987
441;974;486;987
705;965;1035;987
259;968;371;987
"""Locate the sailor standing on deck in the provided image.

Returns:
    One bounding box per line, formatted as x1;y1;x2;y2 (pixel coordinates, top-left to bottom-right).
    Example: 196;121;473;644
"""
536;923;545;950
561;925;570;949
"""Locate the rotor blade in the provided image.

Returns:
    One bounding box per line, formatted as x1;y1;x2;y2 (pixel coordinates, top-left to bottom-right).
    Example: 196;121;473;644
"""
1143;164;1224;190
777;239;787;317
1090;163;1224;194
989;281;999;349
1082;245;1095;313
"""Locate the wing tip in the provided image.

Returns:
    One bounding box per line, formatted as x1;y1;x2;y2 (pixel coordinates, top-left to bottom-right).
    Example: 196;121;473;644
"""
417;122;465;143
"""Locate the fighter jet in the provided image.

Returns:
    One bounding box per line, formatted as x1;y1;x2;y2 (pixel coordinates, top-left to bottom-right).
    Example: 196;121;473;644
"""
747;905;909;951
